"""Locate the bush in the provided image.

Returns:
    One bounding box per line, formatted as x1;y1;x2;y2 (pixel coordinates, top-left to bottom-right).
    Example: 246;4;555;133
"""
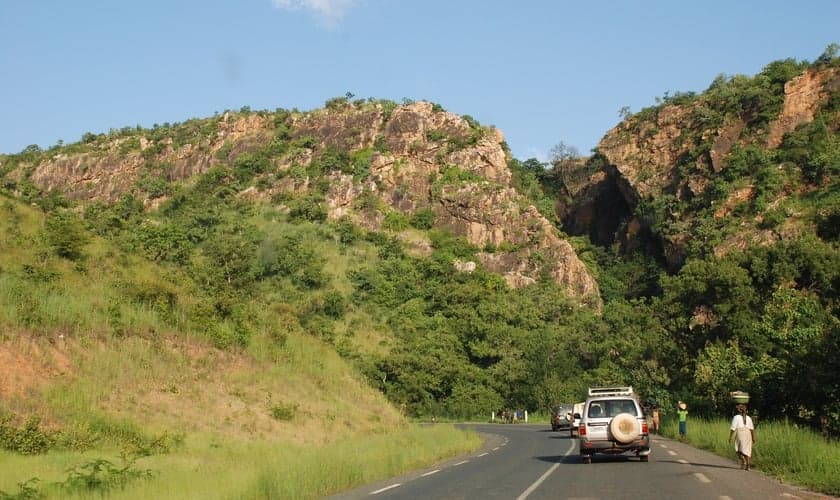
60;456;153;495
0;414;53;455
42;211;88;261
269;402;299;421
410;208;435;230
350;148;374;180
322;290;347;319
289;194;327;222
382;211;409;231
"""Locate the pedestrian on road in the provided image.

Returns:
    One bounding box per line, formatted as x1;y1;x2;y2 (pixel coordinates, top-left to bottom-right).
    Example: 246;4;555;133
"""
729;403;755;470
651;405;661;435
677;401;688;440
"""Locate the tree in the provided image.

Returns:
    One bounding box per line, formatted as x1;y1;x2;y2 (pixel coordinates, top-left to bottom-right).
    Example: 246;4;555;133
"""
42;211;89;261
548;141;580;194
618;106;632;119
549;141;580;164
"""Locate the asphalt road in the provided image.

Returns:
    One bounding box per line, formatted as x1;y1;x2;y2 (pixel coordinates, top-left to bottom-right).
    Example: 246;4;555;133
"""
328;423;828;500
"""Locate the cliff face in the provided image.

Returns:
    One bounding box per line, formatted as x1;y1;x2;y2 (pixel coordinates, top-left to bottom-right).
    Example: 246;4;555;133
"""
4;101;600;304
565;65;840;268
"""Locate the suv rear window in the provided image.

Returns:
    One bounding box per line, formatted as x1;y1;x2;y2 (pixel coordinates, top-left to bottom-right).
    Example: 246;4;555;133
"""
587;399;638;418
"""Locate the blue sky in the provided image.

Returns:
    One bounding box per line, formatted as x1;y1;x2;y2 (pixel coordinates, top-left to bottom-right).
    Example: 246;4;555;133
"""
2;1;838;161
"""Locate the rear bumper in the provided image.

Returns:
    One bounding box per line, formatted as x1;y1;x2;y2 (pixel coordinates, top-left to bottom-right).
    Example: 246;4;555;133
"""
579;435;650;455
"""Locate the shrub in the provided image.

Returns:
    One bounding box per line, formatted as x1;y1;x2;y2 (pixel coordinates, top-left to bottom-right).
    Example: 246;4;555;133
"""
60;456;153;495
333;219;360;244
322;290;347;319
410;208;435;230
425;129;447;142
350;147;374;180
269;402;299;421
233;153;271;183
382;211;409;231
42;211;89;261
311;146;349;176
289;194;327;222
0;414;53;455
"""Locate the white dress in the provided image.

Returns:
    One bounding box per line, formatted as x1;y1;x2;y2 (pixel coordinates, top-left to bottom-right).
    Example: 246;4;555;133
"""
730;414;754;457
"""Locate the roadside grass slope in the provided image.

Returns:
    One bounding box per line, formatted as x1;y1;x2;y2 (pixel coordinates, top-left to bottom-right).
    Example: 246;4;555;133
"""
0;197;479;498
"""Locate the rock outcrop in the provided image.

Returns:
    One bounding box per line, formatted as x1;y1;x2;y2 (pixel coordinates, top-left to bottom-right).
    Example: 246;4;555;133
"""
6;101;601;305
565;65;840;268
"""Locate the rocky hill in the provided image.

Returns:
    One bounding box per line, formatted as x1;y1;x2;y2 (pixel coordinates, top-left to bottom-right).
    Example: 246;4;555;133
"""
1;99;599;305
562;59;840;270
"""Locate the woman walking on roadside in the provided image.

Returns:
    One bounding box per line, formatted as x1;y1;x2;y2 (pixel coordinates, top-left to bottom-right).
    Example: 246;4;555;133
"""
729;403;755;470
650;405;661;435
677;401;688;440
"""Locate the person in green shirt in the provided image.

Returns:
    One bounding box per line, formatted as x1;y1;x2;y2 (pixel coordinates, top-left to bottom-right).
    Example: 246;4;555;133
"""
677;401;688;440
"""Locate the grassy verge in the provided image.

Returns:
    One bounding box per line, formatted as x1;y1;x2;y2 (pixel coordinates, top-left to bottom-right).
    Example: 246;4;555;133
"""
0;423;481;499
660;416;840;495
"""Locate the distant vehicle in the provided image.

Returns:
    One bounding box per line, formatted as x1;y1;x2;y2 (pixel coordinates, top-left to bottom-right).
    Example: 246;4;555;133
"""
550;404;574;432
578;386;650;463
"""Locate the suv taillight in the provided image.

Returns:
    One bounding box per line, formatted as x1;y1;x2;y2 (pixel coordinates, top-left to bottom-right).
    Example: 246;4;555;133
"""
579;423;586;436
642;421;648;434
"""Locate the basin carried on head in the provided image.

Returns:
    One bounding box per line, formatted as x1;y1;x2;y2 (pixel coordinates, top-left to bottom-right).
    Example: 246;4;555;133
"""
729;391;750;404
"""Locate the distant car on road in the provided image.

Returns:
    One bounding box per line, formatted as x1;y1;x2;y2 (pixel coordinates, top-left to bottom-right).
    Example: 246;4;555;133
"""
578;386;650;463
550;404;574;432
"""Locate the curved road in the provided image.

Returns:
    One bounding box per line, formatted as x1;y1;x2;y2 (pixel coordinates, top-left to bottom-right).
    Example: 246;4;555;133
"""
330;423;826;500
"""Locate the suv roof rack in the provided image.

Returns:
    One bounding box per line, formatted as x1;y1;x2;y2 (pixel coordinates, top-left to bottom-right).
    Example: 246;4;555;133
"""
588;386;634;397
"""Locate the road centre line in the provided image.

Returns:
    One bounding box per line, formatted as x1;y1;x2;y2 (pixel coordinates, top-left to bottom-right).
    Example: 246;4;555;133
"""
720;496;733;500
493;447;500;451
478;452;489;457
453;460;469;466
694;472;711;483
421;469;440;477
678;459;688;464
516;438;576;500
370;483;401;495
660;444;668;448
668;450;677;456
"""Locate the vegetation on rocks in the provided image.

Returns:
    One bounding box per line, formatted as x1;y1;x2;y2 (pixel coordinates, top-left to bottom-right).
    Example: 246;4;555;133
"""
0;46;838;497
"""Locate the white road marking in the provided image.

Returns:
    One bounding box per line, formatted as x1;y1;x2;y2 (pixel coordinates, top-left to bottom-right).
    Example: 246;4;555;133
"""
518;463;560;500
668;450;677;456
720;496;733;500
370;483;401;495
781;494;803;499
478;452;489;457
678;459;688;464
493;447;500;451
693;472;711;483
453;460;469;466
660;444;668;448
516;438;576;500
421;469;440;477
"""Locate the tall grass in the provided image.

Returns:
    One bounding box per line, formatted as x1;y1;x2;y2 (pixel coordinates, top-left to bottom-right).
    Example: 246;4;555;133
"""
661;416;840;495
0;424;480;499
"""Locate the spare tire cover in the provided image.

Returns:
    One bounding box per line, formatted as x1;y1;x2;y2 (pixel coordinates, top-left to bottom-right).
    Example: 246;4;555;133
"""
609;413;639;444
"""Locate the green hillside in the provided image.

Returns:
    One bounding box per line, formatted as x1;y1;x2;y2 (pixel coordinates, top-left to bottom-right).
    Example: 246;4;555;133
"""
0;48;839;497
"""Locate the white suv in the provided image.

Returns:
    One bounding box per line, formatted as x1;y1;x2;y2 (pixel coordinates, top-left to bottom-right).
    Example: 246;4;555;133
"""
578;386;650;463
